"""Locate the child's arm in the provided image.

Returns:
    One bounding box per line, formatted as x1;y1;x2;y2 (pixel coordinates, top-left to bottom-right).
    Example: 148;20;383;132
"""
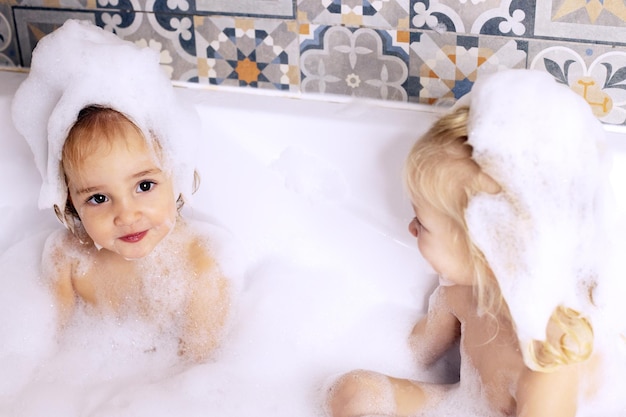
516;364;579;417
409;285;461;367
179;239;231;362
42;231;77;327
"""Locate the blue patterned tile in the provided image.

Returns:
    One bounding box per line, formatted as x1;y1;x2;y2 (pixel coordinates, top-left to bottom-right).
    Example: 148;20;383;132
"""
410;0;534;38
298;0;410;30
300;25;409;100
194;16;300;90
408;31;527;104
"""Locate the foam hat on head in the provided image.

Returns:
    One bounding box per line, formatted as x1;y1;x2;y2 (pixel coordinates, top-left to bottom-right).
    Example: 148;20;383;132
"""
11;19;200;215
461;69;612;362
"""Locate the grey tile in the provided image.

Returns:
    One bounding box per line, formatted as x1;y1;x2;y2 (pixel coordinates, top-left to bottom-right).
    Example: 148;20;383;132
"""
13;8;96;66
408;31;527;104
300;25;409;100
529;39;626;125
535;0;626;44
0;2;20;66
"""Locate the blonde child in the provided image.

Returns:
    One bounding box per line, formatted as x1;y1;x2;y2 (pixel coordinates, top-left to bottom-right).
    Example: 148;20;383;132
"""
12;20;231;361
326;70;621;416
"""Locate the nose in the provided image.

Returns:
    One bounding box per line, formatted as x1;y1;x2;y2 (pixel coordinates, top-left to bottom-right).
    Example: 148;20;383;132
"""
408;218;419;238
113;198;141;227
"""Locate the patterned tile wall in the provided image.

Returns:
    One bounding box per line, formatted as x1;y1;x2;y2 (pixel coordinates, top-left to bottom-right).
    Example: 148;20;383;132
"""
1;0;626;124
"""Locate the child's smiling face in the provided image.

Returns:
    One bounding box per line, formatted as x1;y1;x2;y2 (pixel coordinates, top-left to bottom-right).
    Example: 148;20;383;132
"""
65;126;177;260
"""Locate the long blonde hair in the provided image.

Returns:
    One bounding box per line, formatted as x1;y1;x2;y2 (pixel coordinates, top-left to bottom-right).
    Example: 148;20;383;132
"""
404;106;593;371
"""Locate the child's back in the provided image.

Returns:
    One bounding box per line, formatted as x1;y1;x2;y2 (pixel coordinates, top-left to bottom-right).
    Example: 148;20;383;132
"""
327;69;614;417
432;285;522;414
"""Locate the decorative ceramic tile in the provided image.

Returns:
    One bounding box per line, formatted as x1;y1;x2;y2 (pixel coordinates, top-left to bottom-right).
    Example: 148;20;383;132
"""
408;31;527;104
100;0;141;13
300;25;409;100
13;8;96;66
95;9;141;34
0;3;19;66
12;0;135;10
11;7;196;80
529;40;626;125
298;0;410;30
3;0;626;117
105;11;199;82
194;16;300;90
535;0;626;44
409;0;534;37
194;0;295;18
14;0;88;7
148;0;191;14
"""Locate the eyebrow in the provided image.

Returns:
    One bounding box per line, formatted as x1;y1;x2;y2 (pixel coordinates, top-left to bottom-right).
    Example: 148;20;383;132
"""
133;168;162;179
75;186;100;197
74;168;163;196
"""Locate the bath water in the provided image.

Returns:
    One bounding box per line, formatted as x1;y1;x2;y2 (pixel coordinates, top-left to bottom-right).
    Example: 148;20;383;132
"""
0;70;440;417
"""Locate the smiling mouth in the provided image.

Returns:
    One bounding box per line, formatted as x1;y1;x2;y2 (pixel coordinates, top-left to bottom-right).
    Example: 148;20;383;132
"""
119;230;148;243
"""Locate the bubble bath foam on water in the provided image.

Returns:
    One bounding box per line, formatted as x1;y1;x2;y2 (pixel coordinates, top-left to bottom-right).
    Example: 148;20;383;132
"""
0;69;438;417
3;65;626;416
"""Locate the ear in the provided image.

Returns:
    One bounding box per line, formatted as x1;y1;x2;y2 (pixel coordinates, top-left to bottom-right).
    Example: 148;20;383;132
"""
54;202;78;236
54;204;67;227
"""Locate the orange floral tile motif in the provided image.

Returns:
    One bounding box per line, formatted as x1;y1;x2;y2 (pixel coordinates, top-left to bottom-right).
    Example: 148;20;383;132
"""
531;47;626;124
408;32;526;104
194;16;300;90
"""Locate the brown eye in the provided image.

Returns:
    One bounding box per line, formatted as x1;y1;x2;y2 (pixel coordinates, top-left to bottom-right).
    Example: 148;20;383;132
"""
137;181;156;193
87;194;108;205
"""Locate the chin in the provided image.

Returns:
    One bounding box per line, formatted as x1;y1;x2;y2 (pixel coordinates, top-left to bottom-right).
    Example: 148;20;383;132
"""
108;242;158;261
123;245;158;260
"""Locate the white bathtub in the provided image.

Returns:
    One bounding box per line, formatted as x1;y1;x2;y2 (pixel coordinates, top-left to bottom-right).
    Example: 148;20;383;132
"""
1;69;626;417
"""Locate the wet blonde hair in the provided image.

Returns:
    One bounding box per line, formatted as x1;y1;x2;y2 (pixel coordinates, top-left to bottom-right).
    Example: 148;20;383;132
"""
58;105;199;237
404;106;593;372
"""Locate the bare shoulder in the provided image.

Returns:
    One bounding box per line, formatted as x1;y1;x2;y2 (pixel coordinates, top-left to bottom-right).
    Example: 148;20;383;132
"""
41;229;84;277
175;220;226;282
43;228;90;262
42;229;85;324
182;229;218;275
516;363;581;417
43;229;74;256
